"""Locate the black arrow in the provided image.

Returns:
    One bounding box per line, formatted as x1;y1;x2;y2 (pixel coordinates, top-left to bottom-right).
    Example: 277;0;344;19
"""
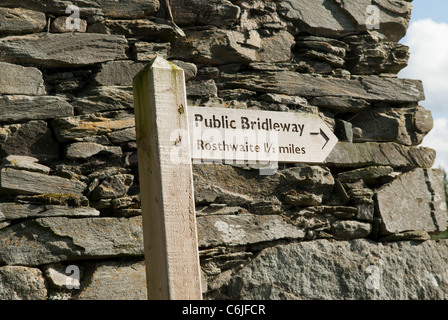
310;129;330;149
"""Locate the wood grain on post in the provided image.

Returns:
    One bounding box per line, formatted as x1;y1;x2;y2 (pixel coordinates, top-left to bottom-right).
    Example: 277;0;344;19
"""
133;56;202;300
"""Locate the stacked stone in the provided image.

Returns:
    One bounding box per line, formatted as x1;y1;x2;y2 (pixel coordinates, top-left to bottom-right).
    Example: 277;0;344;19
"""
0;0;447;300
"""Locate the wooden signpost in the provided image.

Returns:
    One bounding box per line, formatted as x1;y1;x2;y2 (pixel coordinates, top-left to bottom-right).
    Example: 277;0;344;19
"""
133;56;338;300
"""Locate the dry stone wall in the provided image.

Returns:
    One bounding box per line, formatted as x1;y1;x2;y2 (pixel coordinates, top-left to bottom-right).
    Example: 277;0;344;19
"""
0;0;447;300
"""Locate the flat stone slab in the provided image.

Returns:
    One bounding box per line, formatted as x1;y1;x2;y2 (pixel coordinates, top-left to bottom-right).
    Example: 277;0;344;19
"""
197;214;305;247
0;7;46;34
325;142;435;169
0;0;160;19
0;95;73;124
0;33;128;67
376;168;448;234
0;203;99;222
226;239;448;299
0;168;87;196
0;266;47;300
0;62;46;95
219;72;425;103
0;216;143;266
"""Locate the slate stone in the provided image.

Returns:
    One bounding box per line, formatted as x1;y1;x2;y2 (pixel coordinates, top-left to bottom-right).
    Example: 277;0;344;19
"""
0;7;46;34
0;33;128;67
94;61;147;86
351;106;433;146
0;120;59;162
1;155;51;174
0;168;87;196
0;203;99;222
90;174;134;201
0;266;47;300
51;111;135;143
133;42;171;62
172;28;259;65
0;95;73;123
325;142;436;169
0;62;46;95
72;86;134;115
197;214;305;247
98;19;185;41
277;0;411;42
376;168;448;234
219;72;425;103
0;0;160;19
337;166;394;184
330;220;372;239
65;142;122;160
170;0;241;26
0;216;143;266
74;260;147;300
226;239;448;299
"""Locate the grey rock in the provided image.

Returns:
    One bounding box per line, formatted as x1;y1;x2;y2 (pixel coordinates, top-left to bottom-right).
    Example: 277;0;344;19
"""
351;106;433;146
107;127;136;144
193;164;284;204
0;168;87;196
219;72;425;103
376;168;448;234
0;33;128;67
330;220;372;239
0;203;99;222
170;0;240;26
0;266;47;300
325;142;436;169
280;165;334;187
73;86;134;114
356;203;375;222
99;19;185;41
90;174;134;201
0;0;160;19
65;142;122;160
346;40;409;75
94;61;147;86
238;0;285;31
310;96;370;113
51;111;135;143
0;62;46;95
75;260;147;300
0;95;73;123
283;191;322;206
1;155;51;174
172;28;259;65
51;16;88;33
0;7;46;34
259;30;295;63
197;214;305;247
187;80;218;98
0;216;143;266
338;166;394;184
226;239;448;299
194;184;253;206
277;0;411;42
133;42;171;62
0;120;59;162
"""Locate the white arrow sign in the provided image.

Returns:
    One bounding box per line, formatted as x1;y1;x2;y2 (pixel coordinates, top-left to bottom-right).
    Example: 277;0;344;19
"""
189;106;338;164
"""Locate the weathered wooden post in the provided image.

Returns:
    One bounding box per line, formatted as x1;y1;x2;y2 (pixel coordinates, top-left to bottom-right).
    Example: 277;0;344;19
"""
133;57;202;300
